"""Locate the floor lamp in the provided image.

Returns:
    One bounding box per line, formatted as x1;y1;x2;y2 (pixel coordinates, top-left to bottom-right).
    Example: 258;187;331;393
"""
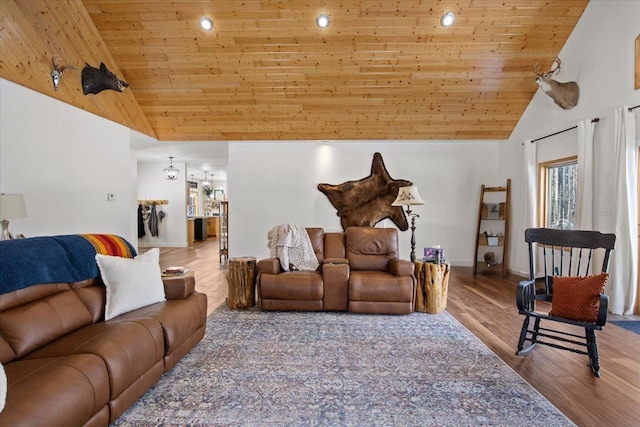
392;186;425;262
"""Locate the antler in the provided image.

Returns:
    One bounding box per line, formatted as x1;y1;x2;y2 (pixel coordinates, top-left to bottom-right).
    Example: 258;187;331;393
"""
548;57;561;74
51;57;75;73
532;62;543;77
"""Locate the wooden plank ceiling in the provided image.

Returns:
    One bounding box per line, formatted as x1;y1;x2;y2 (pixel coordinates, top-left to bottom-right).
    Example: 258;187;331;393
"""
1;0;589;141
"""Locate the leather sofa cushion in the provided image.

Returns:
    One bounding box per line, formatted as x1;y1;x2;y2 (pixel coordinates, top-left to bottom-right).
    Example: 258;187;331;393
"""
0;283;72;311
0;288;93;361
116;292;207;366
1;354;110;427
25;318;164;398
324;232;346;259
259;271;323;300
72;281;107;323
260;299;323;311
349;271;414;303
349;300;414;315
345;227;399;271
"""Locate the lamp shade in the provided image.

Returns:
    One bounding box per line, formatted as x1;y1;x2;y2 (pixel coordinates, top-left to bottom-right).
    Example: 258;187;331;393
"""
0;193;27;220
392;186;425;206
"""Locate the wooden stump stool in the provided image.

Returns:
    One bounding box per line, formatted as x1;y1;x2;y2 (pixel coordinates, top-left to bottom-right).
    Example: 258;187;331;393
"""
414;260;450;314
226;257;257;309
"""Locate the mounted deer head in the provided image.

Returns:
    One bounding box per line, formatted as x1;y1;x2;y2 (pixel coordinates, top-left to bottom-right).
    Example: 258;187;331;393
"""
50;57;74;91
533;58;579;110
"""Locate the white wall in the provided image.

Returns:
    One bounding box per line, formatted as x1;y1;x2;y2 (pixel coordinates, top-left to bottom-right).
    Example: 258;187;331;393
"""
137;161;188;247
0;79;137;243
228;140;501;262
4;0;637;269
502;0;640;275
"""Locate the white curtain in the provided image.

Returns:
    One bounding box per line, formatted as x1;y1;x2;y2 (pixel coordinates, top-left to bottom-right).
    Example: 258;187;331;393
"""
609;107;638;315
577;119;595;230
524;139;537;277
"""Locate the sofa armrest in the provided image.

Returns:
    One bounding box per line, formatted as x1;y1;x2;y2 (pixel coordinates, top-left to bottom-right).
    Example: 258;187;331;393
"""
323;257;349;265
389;259;414;276
257;258;281;275
162;274;196;300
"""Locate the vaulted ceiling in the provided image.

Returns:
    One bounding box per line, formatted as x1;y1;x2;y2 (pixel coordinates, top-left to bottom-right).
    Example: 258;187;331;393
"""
0;0;589;141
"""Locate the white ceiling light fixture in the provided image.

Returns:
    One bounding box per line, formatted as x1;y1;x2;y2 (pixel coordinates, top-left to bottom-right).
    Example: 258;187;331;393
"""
200;16;214;31
202;171;211;187
163;156;180;180
316;14;330;29
440;11;455;27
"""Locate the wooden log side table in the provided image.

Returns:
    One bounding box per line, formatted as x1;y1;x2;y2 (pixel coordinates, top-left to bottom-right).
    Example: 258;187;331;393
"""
414;260;450;314
226;257;257;309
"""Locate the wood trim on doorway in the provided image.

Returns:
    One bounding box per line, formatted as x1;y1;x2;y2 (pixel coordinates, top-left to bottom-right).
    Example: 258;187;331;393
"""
635;34;640;89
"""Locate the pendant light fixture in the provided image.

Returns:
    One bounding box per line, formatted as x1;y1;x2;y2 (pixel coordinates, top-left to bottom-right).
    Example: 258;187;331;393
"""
163;156;179;180
202;171;211;188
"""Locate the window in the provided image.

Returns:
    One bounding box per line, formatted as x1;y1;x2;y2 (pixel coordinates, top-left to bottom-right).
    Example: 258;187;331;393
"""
188;187;199;217
539;156;577;230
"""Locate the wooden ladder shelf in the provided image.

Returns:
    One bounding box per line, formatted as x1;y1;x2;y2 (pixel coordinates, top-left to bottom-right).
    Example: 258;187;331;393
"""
473;179;511;276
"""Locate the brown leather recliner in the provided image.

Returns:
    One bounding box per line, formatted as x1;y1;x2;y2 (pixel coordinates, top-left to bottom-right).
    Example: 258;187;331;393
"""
257;228;350;311
256;226;415;314
346;227;415;314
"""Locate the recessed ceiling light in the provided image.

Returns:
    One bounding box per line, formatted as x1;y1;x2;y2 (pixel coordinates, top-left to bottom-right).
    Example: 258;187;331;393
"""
200;16;214;31
316;14;330;28
440;11;455;27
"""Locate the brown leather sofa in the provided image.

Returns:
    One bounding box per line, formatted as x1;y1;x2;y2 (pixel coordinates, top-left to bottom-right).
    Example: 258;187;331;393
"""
0;264;207;427
257;226;415;314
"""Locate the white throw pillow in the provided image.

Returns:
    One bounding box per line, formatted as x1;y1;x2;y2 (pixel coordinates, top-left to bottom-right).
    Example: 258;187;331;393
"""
96;248;166;321
0;361;6;412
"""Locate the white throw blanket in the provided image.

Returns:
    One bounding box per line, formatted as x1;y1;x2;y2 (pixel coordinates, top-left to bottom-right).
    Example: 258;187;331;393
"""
0;361;6;412
267;224;319;272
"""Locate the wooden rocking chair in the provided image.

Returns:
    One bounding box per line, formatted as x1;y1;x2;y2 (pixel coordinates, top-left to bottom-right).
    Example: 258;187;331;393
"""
516;228;616;378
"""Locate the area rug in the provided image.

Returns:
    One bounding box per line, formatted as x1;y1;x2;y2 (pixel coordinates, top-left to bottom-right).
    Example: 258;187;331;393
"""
113;307;574;426
610;320;640;335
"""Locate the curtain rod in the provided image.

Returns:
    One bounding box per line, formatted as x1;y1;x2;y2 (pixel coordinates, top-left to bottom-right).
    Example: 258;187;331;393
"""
629;105;640;112
530;117;599;143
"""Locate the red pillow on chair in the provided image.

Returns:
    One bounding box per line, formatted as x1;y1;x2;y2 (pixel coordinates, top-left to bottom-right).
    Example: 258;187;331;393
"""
550;273;609;322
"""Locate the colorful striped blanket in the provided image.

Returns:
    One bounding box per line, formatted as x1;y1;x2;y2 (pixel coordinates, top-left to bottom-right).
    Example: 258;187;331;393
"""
0;234;136;295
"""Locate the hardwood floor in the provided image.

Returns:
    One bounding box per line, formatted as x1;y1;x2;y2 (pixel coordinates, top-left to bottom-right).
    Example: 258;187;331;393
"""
159;239;640;427
155;239;228;316
448;268;640;427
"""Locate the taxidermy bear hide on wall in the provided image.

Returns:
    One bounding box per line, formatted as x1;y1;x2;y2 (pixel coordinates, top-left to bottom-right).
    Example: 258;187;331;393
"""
318;152;412;231
81;62;129;95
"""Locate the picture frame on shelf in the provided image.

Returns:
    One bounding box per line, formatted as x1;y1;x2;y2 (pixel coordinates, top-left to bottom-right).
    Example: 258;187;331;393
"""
424;247;445;263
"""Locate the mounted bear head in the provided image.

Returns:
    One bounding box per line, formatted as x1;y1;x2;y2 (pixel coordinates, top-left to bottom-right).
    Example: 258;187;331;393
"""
81;62;129;95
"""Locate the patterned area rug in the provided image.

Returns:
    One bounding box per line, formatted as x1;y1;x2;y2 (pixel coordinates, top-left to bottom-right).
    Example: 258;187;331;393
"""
113;307;574;426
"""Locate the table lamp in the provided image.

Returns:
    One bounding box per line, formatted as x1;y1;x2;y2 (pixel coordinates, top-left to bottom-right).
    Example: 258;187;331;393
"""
0;193;27;240
392;185;425;262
